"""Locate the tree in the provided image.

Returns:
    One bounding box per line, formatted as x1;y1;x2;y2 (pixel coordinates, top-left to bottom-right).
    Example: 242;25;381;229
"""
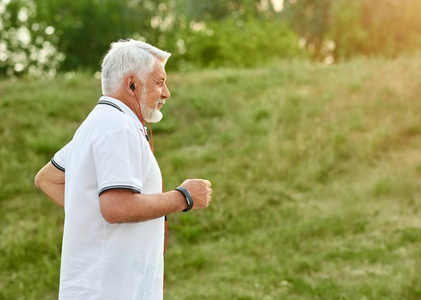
330;0;421;60
31;0;173;71
0;0;305;76
0;0;64;76
0;0;174;76
282;0;333;59
182;0;277;22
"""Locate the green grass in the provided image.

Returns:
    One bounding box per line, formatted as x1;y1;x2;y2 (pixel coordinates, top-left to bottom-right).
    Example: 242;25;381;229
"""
1;54;421;299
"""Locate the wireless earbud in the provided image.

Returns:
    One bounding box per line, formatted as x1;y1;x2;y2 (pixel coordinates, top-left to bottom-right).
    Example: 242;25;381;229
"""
130;83;135;91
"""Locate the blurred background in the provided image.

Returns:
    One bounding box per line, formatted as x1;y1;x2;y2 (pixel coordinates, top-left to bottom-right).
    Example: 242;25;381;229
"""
1;0;421;299
1;0;421;76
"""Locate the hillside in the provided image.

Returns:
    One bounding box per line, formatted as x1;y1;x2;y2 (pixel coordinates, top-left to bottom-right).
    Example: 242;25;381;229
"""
1;55;421;299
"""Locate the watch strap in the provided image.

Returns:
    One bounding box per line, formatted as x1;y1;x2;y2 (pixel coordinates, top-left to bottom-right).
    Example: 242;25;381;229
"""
175;187;194;212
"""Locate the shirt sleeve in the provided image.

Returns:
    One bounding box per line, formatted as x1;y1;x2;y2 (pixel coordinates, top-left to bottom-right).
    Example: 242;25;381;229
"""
51;141;71;172
92;128;143;196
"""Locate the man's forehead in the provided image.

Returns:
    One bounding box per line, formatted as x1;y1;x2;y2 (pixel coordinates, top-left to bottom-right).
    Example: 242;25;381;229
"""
151;59;166;80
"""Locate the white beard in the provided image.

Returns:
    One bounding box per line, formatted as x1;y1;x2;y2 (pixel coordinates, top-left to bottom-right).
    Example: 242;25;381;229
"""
140;86;163;123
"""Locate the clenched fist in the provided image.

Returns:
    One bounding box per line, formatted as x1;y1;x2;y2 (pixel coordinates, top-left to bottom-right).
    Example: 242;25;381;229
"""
180;179;212;210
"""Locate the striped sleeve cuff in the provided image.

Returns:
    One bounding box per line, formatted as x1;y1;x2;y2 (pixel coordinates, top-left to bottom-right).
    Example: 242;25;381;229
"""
51;158;65;172
98;185;141;196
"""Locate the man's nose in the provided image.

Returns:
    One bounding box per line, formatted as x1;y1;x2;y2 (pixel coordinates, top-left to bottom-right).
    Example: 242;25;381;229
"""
162;83;170;99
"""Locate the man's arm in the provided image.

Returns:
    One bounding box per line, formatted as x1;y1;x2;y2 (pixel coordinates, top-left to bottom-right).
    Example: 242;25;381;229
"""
34;162;65;207
100;179;212;223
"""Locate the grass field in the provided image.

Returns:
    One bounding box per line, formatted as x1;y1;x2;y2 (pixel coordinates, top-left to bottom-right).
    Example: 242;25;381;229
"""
1;54;421;299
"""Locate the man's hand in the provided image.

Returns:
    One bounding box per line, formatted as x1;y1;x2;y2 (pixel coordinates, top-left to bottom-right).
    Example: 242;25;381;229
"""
180;179;212;210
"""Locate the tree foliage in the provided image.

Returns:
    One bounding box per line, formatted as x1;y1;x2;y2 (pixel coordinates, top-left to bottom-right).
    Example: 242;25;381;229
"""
283;0;421;61
282;0;333;58
0;0;63;76
0;0;301;76
182;0;278;21
330;0;421;60
0;0;173;75
181;18;303;68
1;0;421;76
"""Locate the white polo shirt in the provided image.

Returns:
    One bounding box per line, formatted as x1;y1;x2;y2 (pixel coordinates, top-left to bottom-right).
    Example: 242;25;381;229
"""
52;96;164;300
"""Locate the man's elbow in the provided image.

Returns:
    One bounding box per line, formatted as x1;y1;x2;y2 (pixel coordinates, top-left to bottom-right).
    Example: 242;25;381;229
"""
100;207;121;224
100;206;133;224
99;197;128;224
34;171;44;191
34;164;53;191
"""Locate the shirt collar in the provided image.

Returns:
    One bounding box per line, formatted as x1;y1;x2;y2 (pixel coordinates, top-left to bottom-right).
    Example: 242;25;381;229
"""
98;96;147;133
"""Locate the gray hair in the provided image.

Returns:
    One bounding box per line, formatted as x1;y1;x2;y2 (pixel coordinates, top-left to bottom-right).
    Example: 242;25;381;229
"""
101;39;171;95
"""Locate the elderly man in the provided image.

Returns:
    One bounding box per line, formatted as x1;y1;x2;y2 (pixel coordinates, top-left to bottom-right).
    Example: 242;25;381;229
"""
34;39;212;300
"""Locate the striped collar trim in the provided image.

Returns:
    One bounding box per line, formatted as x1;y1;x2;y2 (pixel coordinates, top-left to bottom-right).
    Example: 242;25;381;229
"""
97;99;124;112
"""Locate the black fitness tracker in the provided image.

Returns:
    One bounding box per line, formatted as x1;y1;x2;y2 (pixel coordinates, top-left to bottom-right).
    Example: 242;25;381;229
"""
175;187;194;212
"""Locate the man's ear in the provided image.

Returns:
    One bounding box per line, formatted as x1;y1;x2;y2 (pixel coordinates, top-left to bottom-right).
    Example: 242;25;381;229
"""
124;74;138;94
